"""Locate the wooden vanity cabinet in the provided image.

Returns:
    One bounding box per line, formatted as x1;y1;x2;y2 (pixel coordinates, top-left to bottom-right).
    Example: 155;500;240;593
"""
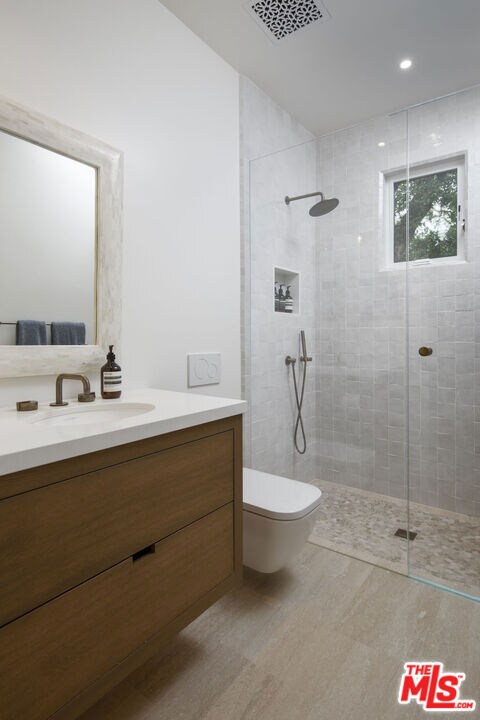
0;414;242;720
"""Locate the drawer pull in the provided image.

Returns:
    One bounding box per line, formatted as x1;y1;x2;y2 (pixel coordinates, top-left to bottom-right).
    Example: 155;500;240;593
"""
132;544;155;562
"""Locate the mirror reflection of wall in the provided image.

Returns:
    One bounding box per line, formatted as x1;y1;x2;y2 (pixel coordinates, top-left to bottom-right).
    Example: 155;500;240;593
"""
0;129;97;345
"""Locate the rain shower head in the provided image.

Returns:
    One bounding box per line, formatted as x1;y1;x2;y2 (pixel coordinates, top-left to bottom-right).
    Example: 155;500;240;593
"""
285;191;339;217
309;196;339;216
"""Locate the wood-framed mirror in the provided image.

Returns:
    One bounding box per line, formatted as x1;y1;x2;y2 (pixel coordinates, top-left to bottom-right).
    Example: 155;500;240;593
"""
0;96;123;378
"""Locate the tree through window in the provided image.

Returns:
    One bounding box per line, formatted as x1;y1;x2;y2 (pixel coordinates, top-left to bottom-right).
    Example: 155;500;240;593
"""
383;156;465;267
393;168;459;263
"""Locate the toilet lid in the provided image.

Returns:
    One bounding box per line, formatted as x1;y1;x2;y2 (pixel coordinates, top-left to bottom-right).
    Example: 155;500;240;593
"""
243;467;322;521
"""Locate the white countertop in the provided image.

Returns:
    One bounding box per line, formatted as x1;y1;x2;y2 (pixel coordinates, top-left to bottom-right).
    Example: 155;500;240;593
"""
0;387;246;477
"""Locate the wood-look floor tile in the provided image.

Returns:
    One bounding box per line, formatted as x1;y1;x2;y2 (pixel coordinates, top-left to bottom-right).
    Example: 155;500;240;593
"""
78;682;154;720
182;582;289;663
305;640;401;720
130;634;252;719
202;664;283;720
406;589;480;700
334;565;443;657
79;545;480;720
229;613;365;720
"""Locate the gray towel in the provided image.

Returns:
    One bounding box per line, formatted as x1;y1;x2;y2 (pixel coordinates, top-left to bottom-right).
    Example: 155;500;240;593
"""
16;320;47;345
51;322;86;345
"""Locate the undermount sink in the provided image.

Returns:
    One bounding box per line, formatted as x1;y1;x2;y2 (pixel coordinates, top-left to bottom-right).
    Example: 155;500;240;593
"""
31;402;155;428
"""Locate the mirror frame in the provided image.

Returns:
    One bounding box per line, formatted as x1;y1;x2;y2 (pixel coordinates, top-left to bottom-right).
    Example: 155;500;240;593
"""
0;96;123;378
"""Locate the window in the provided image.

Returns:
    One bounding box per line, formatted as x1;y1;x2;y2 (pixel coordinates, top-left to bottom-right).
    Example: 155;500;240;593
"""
383;155;466;268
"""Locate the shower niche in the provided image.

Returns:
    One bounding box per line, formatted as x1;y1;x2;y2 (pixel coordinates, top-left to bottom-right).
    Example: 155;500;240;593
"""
274;267;300;314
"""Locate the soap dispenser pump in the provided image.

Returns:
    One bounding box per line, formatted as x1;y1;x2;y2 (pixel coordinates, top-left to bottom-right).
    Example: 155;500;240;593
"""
101;345;122;399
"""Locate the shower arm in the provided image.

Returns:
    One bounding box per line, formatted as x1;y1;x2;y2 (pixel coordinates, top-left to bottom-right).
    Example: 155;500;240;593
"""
285;191;324;205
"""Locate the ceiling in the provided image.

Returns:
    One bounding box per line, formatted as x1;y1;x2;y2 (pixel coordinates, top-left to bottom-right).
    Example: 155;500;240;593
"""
160;0;480;136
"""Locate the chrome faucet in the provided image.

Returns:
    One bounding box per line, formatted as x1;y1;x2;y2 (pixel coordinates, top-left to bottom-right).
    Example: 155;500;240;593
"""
50;374;96;407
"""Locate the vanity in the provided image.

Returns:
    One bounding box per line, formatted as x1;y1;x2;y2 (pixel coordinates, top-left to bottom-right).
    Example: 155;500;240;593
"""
0;97;245;718
0;389;245;720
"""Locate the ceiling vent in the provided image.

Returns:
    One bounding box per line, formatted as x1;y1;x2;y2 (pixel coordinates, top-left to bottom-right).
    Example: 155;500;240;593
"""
244;0;331;43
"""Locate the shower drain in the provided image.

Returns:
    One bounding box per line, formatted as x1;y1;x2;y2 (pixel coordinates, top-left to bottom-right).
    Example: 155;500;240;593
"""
395;528;417;541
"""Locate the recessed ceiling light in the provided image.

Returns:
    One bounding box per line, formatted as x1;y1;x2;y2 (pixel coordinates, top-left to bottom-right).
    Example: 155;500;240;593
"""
377;141;386;148
399;58;412;70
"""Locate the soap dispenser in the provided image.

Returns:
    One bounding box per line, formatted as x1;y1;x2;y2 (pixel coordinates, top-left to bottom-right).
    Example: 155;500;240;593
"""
285;286;293;313
101;345;122;399
274;282;280;312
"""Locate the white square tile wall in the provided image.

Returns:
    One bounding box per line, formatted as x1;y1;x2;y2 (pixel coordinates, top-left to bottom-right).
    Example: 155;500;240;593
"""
249;142;317;482
314;86;480;517
240;77;315;479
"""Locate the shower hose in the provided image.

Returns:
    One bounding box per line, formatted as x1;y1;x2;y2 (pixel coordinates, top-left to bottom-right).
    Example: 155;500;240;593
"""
291;358;307;455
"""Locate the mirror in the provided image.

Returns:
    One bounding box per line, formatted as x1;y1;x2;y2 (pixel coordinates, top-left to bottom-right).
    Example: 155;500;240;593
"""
0;130;97;345
0;96;122;379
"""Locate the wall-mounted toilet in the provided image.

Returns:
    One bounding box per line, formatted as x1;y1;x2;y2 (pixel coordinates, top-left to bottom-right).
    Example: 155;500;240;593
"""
243;468;322;573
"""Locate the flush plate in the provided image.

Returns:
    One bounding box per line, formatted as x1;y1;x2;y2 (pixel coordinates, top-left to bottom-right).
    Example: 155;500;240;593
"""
187;353;221;387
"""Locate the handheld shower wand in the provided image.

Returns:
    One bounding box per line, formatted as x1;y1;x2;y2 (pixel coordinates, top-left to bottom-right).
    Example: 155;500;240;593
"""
300;330;312;363
286;330;312;454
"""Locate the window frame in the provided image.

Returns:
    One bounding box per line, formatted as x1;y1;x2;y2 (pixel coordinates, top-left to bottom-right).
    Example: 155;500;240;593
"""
382;154;466;271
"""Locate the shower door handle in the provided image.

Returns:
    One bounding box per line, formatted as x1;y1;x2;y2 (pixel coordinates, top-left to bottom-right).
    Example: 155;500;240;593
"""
418;346;433;357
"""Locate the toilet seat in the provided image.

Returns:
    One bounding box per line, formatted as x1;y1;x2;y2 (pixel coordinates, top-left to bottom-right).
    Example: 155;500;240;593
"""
243;468;322;521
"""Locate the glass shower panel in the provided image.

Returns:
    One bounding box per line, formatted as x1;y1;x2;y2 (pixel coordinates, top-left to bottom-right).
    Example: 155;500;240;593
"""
406;87;480;599
247;112;410;575
248;139;318;484
313;113;409;573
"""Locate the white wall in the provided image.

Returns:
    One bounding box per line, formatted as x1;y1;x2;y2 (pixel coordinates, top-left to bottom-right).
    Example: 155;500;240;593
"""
315;115;408;505
0;0;240;406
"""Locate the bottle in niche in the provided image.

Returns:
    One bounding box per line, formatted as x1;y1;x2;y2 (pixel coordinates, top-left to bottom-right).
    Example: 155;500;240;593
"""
278;284;286;312
274;282;280;312
285;285;293;313
101;345;122;399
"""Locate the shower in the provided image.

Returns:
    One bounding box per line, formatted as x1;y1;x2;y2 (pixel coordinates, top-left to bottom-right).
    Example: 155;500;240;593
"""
285;191;339;216
248;86;480;601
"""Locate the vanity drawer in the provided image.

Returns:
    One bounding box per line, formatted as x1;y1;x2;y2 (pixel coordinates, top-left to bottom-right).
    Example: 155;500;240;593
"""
0;503;233;720
0;430;234;626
